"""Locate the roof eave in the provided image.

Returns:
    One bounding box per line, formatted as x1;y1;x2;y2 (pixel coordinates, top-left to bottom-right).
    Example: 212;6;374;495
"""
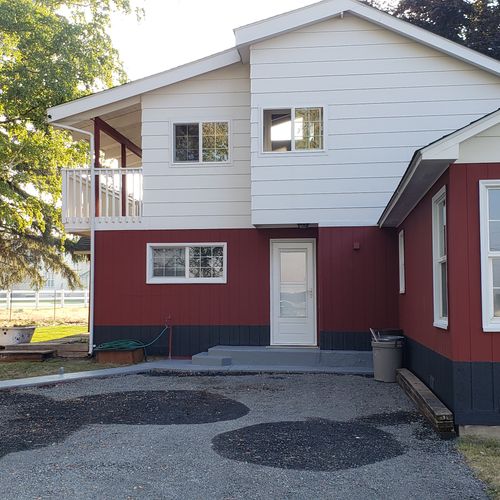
47;48;242;124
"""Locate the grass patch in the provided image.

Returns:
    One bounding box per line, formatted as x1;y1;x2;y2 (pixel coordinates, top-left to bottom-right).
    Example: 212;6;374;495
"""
0;306;88;327
32;325;88;343
0;359;123;381
458;436;500;499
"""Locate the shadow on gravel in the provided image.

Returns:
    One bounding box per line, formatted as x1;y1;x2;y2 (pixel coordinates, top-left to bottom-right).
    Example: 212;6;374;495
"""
0;390;249;459
212;418;404;471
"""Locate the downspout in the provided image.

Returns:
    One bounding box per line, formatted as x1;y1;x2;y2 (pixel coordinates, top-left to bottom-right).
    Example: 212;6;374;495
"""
53;123;96;355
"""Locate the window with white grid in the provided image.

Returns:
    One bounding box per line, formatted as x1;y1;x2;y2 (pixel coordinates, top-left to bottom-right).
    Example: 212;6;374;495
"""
147;243;227;284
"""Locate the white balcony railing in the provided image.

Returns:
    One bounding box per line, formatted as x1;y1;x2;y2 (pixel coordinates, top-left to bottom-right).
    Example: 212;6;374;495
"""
62;167;143;230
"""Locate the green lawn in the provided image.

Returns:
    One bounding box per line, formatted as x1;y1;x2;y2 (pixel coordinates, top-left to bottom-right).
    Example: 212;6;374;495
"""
32;325;88;343
458;437;500;499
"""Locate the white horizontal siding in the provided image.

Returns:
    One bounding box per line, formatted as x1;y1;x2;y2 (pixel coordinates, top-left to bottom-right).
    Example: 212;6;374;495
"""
250;13;500;226
141;63;252;230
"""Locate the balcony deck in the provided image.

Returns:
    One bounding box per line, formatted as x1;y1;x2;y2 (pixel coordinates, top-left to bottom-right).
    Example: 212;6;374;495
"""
62;167;143;233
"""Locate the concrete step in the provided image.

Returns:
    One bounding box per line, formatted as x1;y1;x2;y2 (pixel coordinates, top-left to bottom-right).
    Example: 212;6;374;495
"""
319;350;373;368
191;352;232;367
207;346;321;366
0;350;55;362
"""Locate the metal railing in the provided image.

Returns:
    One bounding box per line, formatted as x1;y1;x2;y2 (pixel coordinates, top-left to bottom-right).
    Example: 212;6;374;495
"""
62;167;143;227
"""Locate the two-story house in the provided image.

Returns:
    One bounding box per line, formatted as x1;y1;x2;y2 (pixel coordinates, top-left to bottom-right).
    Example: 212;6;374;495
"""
47;0;500;427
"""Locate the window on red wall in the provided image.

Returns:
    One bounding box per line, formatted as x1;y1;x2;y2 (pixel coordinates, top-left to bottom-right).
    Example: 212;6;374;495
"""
432;186;448;329
479;181;500;332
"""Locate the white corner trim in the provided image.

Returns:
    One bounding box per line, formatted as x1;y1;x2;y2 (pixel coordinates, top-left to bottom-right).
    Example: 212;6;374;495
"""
479;180;500;332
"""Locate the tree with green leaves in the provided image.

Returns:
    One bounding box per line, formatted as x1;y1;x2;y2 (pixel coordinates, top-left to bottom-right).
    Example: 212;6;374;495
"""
0;0;138;290
368;0;500;60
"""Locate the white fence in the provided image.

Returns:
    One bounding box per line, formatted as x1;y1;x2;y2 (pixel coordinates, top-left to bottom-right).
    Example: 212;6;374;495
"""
0;290;89;310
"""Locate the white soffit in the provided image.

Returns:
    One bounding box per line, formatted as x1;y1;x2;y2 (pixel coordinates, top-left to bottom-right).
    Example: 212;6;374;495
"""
234;0;500;75
379;108;500;228
47;48;241;124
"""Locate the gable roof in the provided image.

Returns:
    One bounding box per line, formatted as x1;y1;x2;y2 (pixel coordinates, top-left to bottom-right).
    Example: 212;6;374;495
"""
48;0;500;125
379;108;500;228
234;0;500;75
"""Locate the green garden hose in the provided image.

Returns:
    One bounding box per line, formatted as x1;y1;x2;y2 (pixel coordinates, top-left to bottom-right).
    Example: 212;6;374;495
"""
94;326;169;358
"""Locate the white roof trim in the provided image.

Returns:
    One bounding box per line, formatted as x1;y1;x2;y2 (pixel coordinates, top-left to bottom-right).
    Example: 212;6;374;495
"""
48;0;500;124
47;48;241;123
234;0;500;76
379;108;500;227
420;108;500;160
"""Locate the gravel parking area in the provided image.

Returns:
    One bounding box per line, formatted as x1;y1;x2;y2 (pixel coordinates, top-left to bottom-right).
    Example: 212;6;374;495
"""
0;372;487;499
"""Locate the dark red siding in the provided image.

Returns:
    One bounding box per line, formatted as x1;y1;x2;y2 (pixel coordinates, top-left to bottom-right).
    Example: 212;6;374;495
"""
94;226;399;335
318;227;399;332
95;228;315;328
398;171;453;359
449;163;500;363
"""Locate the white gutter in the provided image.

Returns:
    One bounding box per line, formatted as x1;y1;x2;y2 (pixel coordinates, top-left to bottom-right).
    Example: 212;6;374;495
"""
54;124;95;355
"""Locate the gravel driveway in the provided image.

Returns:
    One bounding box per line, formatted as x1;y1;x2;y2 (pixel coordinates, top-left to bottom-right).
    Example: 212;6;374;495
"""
0;372;486;499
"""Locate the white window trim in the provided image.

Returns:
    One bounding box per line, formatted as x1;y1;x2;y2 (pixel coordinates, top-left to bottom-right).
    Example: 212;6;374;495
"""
432;186;448;329
479;180;500;332
260;106;327;155
146;242;227;284
398;230;405;294
171;120;231;166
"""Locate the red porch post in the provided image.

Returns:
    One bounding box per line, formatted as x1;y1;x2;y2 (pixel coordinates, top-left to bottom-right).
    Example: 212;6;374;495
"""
121;143;127;216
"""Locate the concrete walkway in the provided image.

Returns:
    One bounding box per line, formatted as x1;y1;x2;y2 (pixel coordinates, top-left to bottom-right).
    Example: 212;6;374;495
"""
0;359;373;391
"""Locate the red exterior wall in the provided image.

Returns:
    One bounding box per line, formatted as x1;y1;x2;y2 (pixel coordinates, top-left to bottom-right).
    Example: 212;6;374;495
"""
399;164;500;364
449;163;500;363
398;171;453;359
94;226;399;336
318;227;399;332
94;227;315;328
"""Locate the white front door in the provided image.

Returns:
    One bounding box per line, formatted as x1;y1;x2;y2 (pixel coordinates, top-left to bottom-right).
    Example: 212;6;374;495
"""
270;240;316;346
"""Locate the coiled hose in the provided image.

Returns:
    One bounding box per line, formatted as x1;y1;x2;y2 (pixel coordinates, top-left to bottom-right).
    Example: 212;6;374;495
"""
93;326;169;360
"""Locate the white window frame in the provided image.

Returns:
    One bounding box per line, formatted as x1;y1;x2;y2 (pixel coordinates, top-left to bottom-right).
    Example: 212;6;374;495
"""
398;230;405;294
171;121;231;166
432;186;448;329
146;243;227;284
479;180;500;332
261;106;326;154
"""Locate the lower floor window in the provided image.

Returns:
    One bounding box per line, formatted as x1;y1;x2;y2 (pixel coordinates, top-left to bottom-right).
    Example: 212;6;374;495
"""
147;243;227;284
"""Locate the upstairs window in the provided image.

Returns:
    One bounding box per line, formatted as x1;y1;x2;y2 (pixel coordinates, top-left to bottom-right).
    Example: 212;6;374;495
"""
432;187;448;329
479;181;500;332
263;107;323;152
147;243;227;284
174;122;229;163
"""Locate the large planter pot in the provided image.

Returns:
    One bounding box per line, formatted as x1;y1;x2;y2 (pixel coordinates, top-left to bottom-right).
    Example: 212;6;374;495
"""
0;326;36;346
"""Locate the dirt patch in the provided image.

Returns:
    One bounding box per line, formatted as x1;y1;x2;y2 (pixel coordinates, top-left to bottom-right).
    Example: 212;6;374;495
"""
0;390;249;459
212;418;404;471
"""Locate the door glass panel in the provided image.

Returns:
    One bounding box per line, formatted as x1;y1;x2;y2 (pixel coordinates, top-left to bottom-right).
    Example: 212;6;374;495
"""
280;251;306;282
279;250;307;318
